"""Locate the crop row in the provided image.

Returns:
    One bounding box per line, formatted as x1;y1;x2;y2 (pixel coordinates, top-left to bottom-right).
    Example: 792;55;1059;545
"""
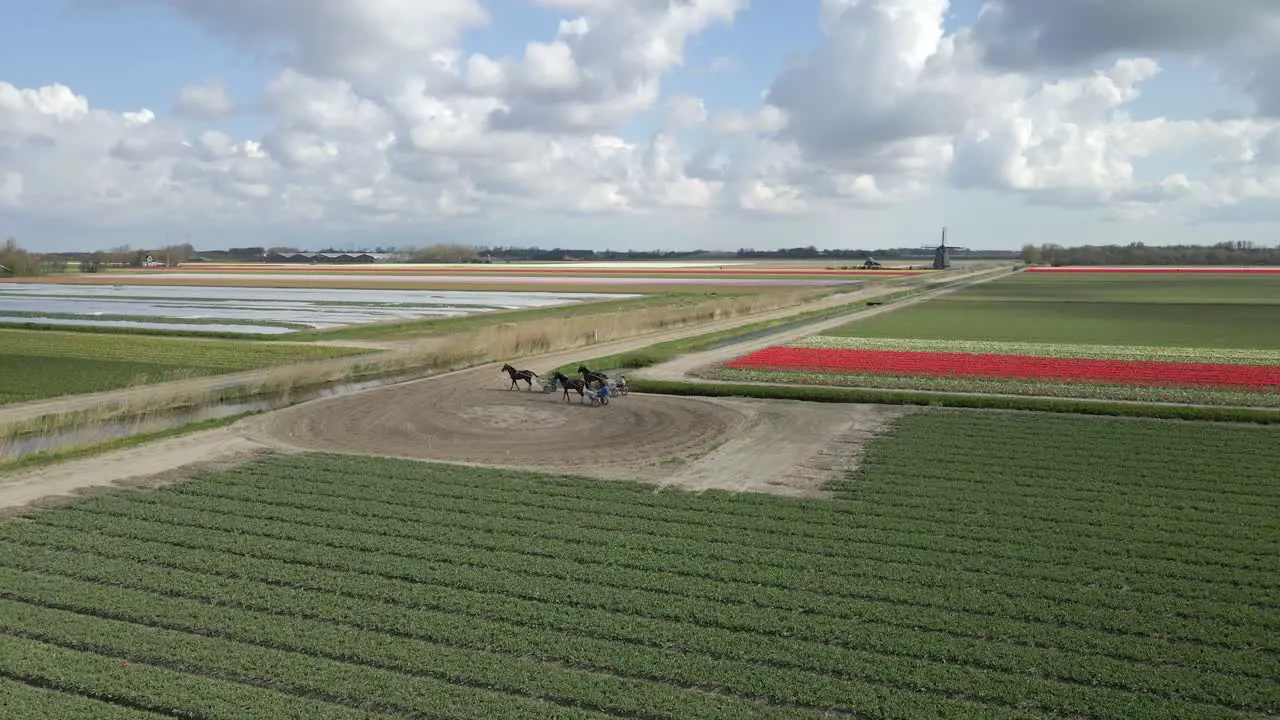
0;635;388;720
0;563;1030;720
112;482;1280;629
0;676;159;720
1;538;1271;718
251;449;1280;536
789;336;1280;364
724;346;1280;391
238;458;1280;565
0;597;619;720
185;466;1280;596
265;444;1280;509
218;458;1280;564
276;428;1280;498
0;329;364;368
138;480;1280;625
13;515;1280;681
27;499;1279;659
707;367;1280;406
830;465;1280;534
15;514;1275;685
259;452;1279;550
20;515;1280;681
826;484;1279;554
868;452;1280;503
267;442;1280;541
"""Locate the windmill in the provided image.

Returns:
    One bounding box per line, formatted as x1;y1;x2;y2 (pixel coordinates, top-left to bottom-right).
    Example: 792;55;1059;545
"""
921;226;970;270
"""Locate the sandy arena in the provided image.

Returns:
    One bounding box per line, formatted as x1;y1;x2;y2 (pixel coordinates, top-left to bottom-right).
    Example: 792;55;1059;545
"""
247;364;907;496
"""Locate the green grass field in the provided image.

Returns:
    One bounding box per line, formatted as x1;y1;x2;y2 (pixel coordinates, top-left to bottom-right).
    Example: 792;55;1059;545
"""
0;410;1276;718
827;272;1280;348
0;330;372;405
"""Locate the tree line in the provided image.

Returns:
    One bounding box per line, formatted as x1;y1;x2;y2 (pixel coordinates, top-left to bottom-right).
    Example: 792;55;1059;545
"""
0;239;67;276
1022;241;1280;266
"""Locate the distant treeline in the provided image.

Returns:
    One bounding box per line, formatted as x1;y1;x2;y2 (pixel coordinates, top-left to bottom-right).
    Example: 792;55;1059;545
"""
734;246;1018;260
479;247;719;261
1023;242;1280;266
0;239;68;276
30;238;1279;269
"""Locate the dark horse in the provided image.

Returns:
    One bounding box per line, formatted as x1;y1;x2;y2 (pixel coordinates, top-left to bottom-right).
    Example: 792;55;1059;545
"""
551;371;588;402
501;363;539;391
577;365;609;387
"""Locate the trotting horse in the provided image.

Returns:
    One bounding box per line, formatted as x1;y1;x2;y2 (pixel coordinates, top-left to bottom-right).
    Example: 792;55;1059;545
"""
551;371;588;402
577;365;609;387
501;363;539;391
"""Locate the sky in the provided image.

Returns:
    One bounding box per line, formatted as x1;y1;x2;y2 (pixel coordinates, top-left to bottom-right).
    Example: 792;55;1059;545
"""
1;0;1279;253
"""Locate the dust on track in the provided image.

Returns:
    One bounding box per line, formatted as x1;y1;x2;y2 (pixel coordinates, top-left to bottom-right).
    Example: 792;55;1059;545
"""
247;364;906;496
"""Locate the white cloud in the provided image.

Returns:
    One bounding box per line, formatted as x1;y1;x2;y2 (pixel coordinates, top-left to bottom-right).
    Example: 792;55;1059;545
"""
173;80;236;119
708;56;740;74
5;0;1280;249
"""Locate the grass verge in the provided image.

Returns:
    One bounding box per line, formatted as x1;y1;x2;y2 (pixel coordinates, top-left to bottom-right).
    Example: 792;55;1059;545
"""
629;378;1280;424
0;412;257;476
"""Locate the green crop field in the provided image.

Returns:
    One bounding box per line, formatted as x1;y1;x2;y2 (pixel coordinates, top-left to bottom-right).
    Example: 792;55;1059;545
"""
0;330;372;405
825;272;1280;348
0;412;1276;718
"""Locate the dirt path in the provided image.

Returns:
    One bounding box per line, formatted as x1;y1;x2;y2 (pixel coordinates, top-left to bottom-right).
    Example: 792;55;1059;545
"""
656;400;909;498
0;268;1003;511
0;429;277;517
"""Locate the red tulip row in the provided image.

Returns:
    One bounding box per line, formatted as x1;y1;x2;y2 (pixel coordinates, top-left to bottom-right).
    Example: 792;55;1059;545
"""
1022;267;1280;274
725;347;1280;391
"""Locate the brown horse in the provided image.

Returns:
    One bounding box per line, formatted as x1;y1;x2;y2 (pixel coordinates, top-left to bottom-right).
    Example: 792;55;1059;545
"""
577;365;609;387
551;371;588;401
501;363;539;391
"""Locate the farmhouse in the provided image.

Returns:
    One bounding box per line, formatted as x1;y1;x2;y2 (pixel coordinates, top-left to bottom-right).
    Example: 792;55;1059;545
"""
264;251;397;264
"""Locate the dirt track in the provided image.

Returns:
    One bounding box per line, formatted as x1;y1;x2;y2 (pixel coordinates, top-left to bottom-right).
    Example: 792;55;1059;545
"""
246;366;907;495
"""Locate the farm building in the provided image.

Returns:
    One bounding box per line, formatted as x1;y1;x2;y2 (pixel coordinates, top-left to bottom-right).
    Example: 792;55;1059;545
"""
264;252;397;264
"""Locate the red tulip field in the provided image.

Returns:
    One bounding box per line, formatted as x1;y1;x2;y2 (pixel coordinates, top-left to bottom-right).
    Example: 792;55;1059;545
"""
707;270;1280;406
716;338;1280;405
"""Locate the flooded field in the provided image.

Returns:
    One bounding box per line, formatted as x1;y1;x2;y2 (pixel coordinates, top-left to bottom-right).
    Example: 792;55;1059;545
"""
0;283;639;334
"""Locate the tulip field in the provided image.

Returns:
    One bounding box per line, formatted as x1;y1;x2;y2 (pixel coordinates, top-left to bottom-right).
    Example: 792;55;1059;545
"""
0;413;1277;718
708;270;1280;405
